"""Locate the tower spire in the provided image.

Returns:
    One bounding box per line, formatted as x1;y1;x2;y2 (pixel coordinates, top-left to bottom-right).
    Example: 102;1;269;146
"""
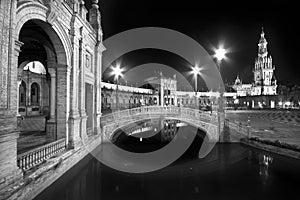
258;26;268;58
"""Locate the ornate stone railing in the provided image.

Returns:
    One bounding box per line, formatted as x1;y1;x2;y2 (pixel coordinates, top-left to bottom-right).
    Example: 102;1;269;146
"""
100;106;221;142
17;138;66;171
101;106;218;127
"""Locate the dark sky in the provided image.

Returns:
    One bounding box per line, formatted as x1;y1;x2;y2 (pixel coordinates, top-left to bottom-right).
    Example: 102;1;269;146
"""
85;0;300;86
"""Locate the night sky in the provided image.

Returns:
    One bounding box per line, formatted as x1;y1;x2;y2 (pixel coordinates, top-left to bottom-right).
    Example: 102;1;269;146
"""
85;0;300;86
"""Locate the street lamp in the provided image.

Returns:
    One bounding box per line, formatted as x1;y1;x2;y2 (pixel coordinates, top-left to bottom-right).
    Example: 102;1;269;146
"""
214;48;227;64
214;47;227;80
214;47;227;140
111;64;124;111
191;65;201;109
214;47;227;90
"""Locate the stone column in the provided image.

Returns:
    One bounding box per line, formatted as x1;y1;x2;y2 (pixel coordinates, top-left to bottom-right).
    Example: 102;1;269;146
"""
68;58;81;148
78;38;88;142
39;75;44;109
46;67;57;140
27;73;31;107
56;64;71;143
68;17;82;149
94;43;105;135
0;2;23;187
16;79;22;115
89;0;104;137
15;41;23;118
160;84;164;106
0;1;20;192
48;68;56;120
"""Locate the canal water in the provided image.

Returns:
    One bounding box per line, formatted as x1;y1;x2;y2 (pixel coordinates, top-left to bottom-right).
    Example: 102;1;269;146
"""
34;120;300;200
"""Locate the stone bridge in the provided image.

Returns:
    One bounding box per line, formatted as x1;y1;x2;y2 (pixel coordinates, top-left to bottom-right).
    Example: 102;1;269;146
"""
100;106;223;143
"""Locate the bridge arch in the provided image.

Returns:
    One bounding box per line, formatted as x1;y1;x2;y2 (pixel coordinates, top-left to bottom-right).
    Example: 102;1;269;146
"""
101;106;219;142
97;106;220;173
109;116;218;143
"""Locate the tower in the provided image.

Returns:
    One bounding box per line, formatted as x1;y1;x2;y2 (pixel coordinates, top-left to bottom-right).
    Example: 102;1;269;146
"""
253;27;277;95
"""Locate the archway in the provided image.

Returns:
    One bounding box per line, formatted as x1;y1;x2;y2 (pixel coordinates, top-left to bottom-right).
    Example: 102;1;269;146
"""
16;19;70;153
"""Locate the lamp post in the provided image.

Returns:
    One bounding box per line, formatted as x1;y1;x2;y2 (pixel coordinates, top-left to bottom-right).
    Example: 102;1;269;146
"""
214;47;227;140
214;47;227;108
214;48;226;73
111;64;124;111
191;65;200;109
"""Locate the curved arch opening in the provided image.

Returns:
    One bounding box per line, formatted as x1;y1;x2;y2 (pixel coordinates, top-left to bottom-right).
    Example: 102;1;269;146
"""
24;61;46;75
112;118;207;164
17;19;69;154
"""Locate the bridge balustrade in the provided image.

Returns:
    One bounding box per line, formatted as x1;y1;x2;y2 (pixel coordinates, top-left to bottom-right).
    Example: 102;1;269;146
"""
101;106;219;128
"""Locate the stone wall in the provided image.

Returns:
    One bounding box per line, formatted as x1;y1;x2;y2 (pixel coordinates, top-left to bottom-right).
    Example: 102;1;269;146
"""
1;0;105;194
220;119;249;143
0;0;23;190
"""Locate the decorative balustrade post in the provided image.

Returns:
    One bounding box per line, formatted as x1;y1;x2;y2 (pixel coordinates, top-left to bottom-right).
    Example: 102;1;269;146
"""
247;117;251;139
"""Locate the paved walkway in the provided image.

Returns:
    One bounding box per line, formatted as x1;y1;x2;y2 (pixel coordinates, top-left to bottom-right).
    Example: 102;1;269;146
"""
18;116;48;154
225;110;300;146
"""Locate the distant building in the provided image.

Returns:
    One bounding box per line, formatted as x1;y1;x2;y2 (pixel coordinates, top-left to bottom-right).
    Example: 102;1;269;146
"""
145;72;178;106
232;76;252;96
18;61;49;116
233;28;277;97
101;71;237;111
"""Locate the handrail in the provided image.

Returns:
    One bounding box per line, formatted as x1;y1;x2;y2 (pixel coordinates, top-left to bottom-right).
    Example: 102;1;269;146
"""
101;106;218;128
17;138;66;171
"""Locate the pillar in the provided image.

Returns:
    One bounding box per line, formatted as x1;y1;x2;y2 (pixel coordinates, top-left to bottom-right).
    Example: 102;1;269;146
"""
15;41;23;118
16;79;22;116
89;0;105;137
160;83;164;106
48;68;56;120
94;37;104;135
39;75;43;109
46;67;57;140
78;38;88;142
27;73;31;107
68;64;81;148
0;0;23;187
68;16;82;149
56;65;71;143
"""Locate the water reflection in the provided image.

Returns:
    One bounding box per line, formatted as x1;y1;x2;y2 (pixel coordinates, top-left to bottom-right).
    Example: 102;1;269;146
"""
247;150;274;184
113;119;188;153
258;154;273;177
34;124;300;200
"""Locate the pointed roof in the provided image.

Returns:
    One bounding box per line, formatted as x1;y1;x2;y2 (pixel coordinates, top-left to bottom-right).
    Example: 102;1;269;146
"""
259;27;267;44
234;75;241;85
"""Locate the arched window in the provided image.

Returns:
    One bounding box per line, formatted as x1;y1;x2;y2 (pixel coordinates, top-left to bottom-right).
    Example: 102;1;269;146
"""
19;81;26;106
31;83;40;106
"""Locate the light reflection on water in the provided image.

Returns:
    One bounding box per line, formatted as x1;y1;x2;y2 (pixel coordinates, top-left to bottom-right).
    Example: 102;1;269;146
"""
34;121;300;200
